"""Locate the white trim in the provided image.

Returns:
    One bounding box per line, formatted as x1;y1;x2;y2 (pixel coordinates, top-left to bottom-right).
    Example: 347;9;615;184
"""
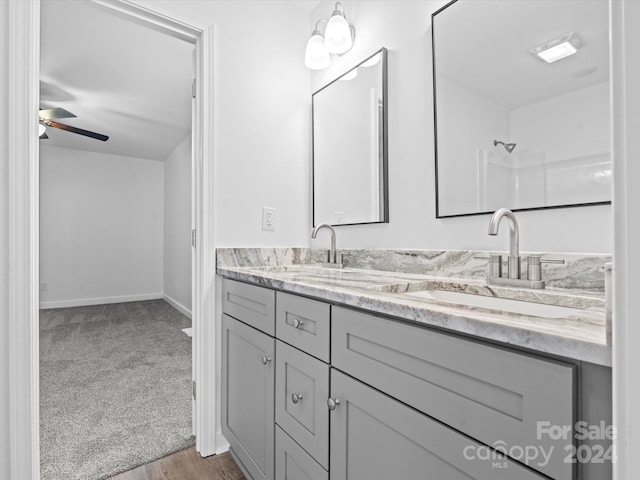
40;293;164;310
8;1;40;479
163;294;192;319
191;21;219;457
85;0;199;43
612;0;640;477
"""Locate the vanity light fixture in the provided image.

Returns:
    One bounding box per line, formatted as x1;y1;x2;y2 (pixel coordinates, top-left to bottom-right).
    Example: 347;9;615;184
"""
304;2;356;70
530;32;583;64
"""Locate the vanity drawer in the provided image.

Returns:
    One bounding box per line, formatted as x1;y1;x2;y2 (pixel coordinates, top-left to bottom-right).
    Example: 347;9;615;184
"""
222;278;275;335
275;426;328;480
276;340;329;469
332;306;576;480
276;292;330;362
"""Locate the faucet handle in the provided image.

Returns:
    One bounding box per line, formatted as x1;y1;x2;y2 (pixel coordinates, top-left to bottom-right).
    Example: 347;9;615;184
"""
526;256;564;281
475;254;502;278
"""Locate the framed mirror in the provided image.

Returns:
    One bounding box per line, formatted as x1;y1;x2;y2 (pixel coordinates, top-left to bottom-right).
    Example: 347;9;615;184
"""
432;0;611;218
312;48;388;226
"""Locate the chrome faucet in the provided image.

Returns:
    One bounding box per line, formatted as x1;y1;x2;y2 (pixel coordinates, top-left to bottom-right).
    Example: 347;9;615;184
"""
488;208;520;279
484;208;564;289
311;223;342;267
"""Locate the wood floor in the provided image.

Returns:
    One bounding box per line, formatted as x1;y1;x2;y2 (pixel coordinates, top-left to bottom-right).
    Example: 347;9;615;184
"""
109;448;246;480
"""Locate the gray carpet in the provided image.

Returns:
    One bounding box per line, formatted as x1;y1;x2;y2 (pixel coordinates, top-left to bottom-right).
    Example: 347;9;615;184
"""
40;300;194;480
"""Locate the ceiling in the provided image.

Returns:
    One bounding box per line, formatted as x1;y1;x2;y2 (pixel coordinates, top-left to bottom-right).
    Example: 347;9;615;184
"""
40;0;194;161
434;0;609;110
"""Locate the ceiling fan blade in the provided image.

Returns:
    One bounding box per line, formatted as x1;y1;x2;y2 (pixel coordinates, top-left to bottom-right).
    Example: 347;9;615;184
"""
43;120;109;142
39;107;77;120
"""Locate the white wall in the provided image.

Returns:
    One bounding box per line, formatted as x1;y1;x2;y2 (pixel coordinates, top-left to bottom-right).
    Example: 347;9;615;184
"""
39;145;164;307
310;0;612;254
130;0;313;247
163;135;192;315
0;1;10;476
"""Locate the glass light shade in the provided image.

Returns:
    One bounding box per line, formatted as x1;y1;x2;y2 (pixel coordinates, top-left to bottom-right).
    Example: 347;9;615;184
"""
324;13;352;54
305;32;330;70
38;123;46;137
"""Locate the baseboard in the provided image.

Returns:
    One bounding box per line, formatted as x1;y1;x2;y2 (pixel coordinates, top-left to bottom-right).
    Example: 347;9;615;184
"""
163;294;192;319
40;293;164;309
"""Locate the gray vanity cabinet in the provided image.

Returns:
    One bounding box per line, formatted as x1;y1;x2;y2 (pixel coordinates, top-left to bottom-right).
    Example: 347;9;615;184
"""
220;278;611;480
221;303;275;480
329;369;546;480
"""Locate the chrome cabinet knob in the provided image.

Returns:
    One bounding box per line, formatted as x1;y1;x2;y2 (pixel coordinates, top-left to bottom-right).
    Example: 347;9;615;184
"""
327;397;341;410
261;355;272;365
293;317;304;329
291;393;303;404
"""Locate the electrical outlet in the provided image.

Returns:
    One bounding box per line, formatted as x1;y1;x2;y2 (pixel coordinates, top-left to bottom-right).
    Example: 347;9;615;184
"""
262;207;276;231
334;212;345;224
40;282;48;292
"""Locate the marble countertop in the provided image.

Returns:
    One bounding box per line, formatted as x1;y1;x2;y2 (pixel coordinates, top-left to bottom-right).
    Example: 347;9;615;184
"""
217;263;610;366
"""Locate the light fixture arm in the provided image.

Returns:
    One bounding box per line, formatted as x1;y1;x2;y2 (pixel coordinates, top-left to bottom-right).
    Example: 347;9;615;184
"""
313;18;328;35
333;2;346;16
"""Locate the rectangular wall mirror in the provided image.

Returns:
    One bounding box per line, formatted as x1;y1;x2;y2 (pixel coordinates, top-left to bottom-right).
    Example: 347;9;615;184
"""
432;0;611;218
313;47;388;227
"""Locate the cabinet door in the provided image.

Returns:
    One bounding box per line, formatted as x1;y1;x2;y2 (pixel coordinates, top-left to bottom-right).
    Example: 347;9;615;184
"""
276;340;329;469
222;314;275;480
329;369;546;480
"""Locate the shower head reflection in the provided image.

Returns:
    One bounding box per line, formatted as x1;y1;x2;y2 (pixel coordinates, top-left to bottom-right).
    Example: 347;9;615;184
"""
493;139;517;154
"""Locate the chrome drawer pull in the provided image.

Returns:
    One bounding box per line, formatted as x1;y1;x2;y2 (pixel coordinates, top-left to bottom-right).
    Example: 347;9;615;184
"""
261;355;272;365
292;317;304;329
327;397;341;410
291;393;303;404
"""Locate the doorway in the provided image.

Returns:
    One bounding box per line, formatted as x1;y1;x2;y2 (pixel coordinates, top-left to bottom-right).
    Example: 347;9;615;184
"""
6;1;218;478
39;2;194;477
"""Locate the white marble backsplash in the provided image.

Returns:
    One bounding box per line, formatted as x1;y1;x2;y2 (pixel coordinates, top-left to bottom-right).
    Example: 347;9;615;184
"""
216;248;610;292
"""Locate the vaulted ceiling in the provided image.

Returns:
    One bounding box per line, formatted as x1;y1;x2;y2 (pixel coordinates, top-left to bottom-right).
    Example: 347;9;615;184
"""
40;0;193;161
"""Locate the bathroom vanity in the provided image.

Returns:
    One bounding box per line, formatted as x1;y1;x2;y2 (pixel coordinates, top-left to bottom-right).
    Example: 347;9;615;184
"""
218;249;612;480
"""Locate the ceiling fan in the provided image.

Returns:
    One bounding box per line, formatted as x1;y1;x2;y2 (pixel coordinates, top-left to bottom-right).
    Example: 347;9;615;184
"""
39;107;109;142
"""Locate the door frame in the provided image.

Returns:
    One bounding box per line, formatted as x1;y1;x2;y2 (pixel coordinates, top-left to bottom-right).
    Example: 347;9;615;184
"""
7;1;219;478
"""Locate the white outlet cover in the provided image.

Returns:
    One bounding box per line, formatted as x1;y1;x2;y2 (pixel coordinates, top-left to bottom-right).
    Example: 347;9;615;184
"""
262;207;276;231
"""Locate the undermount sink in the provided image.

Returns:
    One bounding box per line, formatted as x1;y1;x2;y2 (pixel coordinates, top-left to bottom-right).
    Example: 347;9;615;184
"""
404;289;583;319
